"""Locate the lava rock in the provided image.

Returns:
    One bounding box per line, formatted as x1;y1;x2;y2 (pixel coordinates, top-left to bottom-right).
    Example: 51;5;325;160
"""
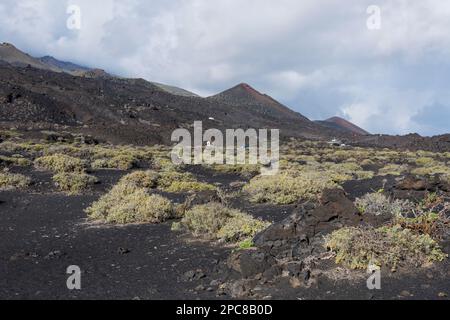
227;250;276;279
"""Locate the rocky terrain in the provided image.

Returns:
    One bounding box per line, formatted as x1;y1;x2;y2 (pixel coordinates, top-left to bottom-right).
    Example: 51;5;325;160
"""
0;43;346;145
2;42;449;153
0;131;449;300
0;43;449;301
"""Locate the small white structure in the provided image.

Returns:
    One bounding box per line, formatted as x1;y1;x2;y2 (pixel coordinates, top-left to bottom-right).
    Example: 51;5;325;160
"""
328;138;347;148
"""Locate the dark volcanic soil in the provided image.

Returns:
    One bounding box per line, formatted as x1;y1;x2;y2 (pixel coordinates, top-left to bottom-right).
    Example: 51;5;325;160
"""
1;168;449;300
0;189;232;300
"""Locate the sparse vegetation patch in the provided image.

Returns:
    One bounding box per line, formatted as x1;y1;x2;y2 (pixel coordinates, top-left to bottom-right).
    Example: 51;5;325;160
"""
355;193;414;216
0;172;31;190
179;202;270;243
244;170;338;205
35;154;85;173
85;180;174;224
52;172;98;195
157;171;216;193
325;226;447;270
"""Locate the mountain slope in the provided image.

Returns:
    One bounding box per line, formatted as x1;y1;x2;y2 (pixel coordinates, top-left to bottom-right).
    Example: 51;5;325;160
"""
0;43;62;72
209;83;309;121
150;82;199;97
38;56;90;73
316;116;369;135
0;63;350;145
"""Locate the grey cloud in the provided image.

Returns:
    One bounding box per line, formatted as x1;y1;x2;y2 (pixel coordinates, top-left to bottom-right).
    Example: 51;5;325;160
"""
0;0;449;135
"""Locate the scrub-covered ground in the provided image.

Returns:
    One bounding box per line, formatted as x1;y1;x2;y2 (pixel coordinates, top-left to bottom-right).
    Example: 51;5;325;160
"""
0;129;449;300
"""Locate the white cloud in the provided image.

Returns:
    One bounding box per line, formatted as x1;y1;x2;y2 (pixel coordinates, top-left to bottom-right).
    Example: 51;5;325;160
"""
0;0;449;135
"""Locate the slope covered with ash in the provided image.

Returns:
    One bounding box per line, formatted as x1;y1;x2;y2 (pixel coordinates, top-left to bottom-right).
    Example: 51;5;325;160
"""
0;64;344;145
209;83;309;121
316;116;370;136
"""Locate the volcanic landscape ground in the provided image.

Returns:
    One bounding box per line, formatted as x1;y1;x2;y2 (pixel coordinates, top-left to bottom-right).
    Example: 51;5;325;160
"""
0;130;449;300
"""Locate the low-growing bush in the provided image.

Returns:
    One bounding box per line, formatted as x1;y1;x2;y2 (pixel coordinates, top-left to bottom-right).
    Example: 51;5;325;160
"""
53;172;98;195
210;164;260;177
163;180;216;193
395;212;448;239
355;193;414;216
0;172;31;190
35;154;85;173
378;164;408;176
0;155;32;167
91;154;137;170
244;170;338;205
119;170;160;189
360;159;375;166
323;162;374;182
157;171;216;192
85;182;174;224
238;239;255;250
0;141;47;155
411;163;450;177
415;157;436;166
325;226;447;270
180;202;270;242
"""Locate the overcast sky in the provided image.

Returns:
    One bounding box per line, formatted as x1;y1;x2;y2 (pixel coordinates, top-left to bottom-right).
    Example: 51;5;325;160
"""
1;0;449;136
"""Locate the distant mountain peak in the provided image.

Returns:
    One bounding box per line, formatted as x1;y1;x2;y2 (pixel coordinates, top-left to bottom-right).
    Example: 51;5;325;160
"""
316;116;370;135
210;83;309;121
39;55;90;73
0;42;61;72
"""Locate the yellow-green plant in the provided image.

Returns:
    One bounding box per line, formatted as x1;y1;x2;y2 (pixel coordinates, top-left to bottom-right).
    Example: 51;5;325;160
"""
325;226;446;271
180;202;270;242
91;154;137;170
53;172;98;195
0;172;31;190
157;171;216;192
378;164;408;176
0;155;32;167
34;154;85;173
119;170;160;189
85;181;174;224
244;170;338;205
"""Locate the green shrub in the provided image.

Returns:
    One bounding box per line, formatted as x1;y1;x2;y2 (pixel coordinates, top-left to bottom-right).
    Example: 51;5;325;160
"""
394;212;445;238
53;172;98;195
217;213;270;242
325;226;447;270
0;141;47;155
238;239;255;250
0;172;31;190
378;164;408;176
157;171;216;192
35;154;85;173
163;180;216;193
322;162;374;182
91;154;137;170
415;157;436;166
210;164;260;177
244;170;338;205
411;163;450;176
43;145;83;157
355;193;414;216
85;182;174;224
0;155;32;167
119;170;160;189
152;156;180;172
360;159;375;166
180;202;270;242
